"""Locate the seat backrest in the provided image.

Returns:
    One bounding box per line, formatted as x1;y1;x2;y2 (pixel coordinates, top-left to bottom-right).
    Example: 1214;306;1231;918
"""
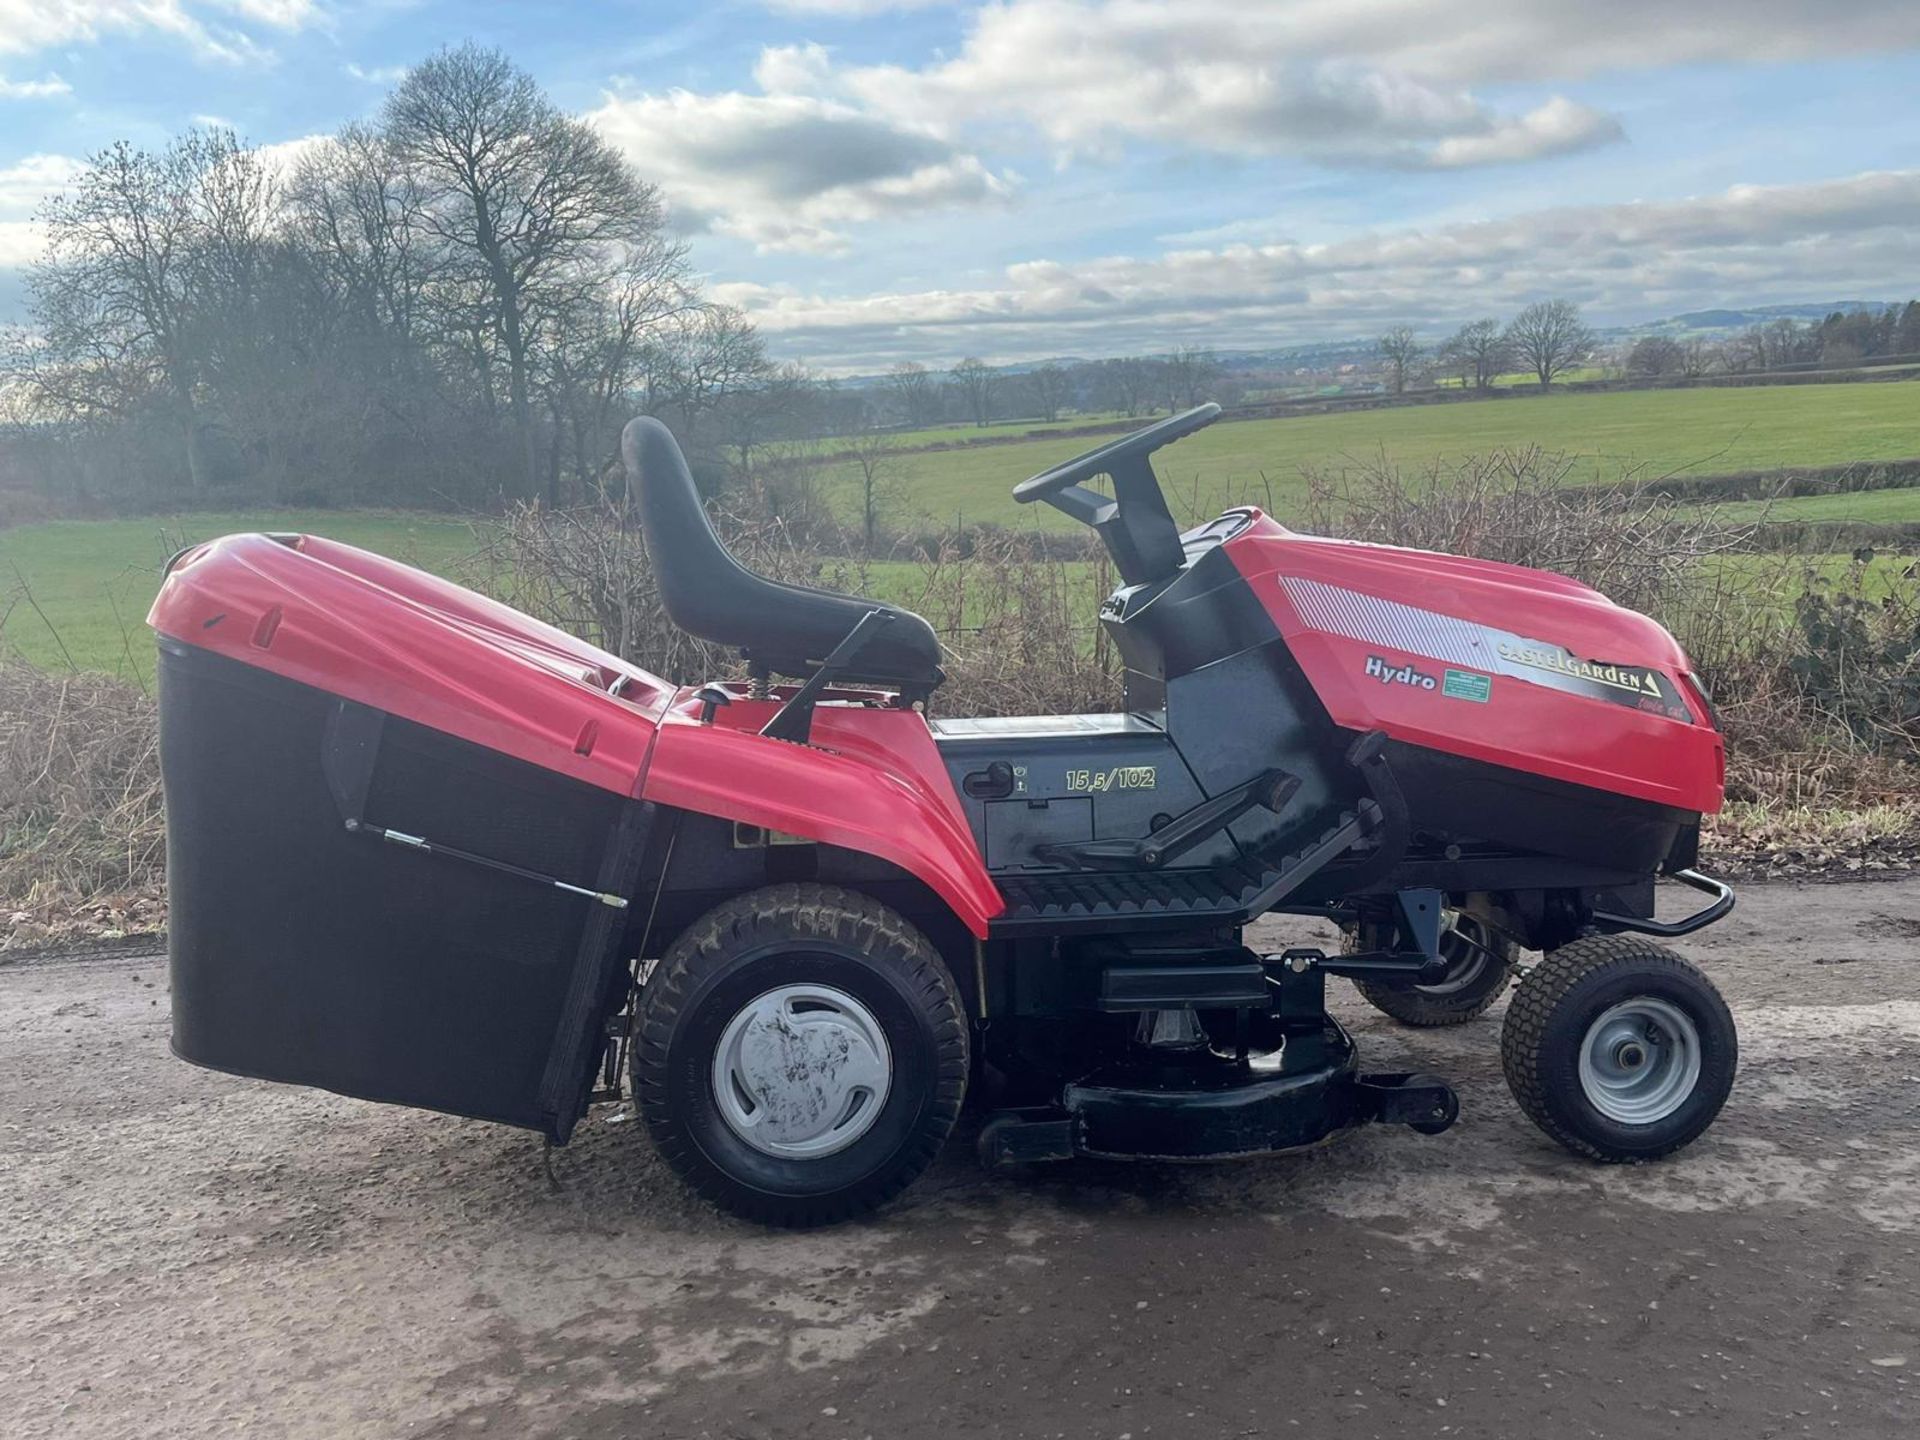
620;416;945;690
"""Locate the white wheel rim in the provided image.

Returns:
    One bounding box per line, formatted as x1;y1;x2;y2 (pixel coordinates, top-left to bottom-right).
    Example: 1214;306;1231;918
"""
711;985;893;1158
1577;996;1702;1125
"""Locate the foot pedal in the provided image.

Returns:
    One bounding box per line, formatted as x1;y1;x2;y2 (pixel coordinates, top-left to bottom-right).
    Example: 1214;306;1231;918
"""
978;1109;1077;1168
1355;1072;1459;1135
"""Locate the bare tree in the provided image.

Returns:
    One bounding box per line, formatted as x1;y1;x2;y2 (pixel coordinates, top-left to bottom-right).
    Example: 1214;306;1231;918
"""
27;131;266;492
382;43;668;497
542;243;695;500
1439;319;1508;391
639;304;772;458
1026;361;1070;422
1103;356;1160;416
951;356;996;427
1377;326;1420;395
885;360;937;428
1163;345;1221;408
286;125;435;350
1625;335;1686;379
1680;338;1716;378
1505;300;1594;388
844;428;906;553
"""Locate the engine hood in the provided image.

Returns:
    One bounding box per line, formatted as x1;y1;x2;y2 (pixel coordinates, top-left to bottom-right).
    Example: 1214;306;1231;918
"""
1222;511;1723;815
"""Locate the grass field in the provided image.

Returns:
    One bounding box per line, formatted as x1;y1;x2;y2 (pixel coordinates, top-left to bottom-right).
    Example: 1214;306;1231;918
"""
0;510;477;683
840;381;1920;530
6;382;1920;680
847;410;1138;450
1693;487;1920;525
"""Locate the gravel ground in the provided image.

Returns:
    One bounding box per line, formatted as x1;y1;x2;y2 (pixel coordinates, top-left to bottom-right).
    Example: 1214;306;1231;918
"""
3;878;1918;1439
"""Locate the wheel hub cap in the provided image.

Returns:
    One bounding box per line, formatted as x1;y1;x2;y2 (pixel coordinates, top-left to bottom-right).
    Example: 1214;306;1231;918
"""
1577;997;1702;1125
711;985;892;1158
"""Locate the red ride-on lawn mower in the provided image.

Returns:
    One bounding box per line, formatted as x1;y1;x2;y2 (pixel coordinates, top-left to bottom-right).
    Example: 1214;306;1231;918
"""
150;405;1738;1226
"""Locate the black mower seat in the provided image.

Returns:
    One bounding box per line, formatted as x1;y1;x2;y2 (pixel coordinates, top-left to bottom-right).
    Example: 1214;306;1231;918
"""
621;417;945;690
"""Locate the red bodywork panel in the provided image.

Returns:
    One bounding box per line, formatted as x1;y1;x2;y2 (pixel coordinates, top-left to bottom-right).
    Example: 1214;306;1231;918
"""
149;535;1003;936
1222;512;1725;815
644;690;1003;936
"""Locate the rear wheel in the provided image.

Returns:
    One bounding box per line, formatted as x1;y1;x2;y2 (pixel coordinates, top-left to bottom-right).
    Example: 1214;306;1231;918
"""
632;884;968;1227
1501;934;1736;1161
1354;908;1516;1027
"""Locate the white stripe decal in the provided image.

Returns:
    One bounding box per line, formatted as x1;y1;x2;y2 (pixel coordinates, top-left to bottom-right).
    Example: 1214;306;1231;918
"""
1282;576;1496;670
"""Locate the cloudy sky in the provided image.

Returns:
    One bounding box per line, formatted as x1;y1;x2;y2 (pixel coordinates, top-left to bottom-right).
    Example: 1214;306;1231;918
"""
2;1;1918;369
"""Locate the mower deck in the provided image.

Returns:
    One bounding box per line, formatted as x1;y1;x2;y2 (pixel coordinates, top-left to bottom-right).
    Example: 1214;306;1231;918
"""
979;1018;1458;1166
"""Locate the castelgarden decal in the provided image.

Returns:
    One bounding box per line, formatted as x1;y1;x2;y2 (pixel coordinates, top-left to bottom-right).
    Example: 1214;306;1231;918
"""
1282;576;1693;722
1495;641;1663;699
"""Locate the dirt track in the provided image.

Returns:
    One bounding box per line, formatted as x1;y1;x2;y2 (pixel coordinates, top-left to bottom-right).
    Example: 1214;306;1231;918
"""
4;878;1918;1439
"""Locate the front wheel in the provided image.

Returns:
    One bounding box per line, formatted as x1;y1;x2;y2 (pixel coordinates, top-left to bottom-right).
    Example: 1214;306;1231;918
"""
631;884;969;1227
1501;934;1736;1162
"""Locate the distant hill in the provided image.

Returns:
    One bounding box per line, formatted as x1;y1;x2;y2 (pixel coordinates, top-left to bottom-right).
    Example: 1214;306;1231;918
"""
1658;301;1896;332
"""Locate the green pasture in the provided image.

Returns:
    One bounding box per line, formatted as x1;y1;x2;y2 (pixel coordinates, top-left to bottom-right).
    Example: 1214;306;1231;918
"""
0;510;477;684
4;381;1919;681
836;382;1920;531
1691;487;1920;526
1434;366;1611;389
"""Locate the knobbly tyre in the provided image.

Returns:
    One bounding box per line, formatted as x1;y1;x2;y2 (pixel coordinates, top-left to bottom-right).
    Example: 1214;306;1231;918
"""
149;405;1738;1227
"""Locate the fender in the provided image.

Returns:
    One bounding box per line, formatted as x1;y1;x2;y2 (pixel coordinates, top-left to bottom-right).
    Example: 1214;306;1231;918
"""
643;691;1004;938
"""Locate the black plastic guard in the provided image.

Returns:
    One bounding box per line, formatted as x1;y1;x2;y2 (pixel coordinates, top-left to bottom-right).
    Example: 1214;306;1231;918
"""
159;642;647;1141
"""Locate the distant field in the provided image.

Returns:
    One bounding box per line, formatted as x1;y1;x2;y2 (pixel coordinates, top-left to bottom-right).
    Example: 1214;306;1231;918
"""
1692;488;1920;526
836;381;1920;530
856;410;1139;450
1434;366;1611;389
0;510;477;683
6;381;1920;680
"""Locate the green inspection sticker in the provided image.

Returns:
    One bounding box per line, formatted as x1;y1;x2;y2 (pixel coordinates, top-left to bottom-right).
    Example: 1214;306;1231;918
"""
1443;668;1492;703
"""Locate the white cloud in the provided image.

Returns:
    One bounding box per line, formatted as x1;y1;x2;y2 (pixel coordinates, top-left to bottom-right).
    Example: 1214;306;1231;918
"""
344;62;409;85
711;169;1920;367
0;72;71;99
252;132;331;177
812;1;1920;170
0;154;83;267
0;0;317;65
588;87;1015;253
1426;97;1621;169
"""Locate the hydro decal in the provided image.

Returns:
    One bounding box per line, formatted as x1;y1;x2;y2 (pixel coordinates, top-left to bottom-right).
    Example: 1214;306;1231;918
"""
1284;576;1692;721
1365;655;1437;690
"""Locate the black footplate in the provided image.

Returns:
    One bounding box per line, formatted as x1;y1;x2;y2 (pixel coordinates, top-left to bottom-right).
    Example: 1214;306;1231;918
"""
990;803;1380;936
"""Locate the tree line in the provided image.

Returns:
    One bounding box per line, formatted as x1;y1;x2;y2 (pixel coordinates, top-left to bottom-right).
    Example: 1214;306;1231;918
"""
1376;300;1597;395
0;26;1234;518
1;45;829;510
1379;299;1920;394
885;346;1227;431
